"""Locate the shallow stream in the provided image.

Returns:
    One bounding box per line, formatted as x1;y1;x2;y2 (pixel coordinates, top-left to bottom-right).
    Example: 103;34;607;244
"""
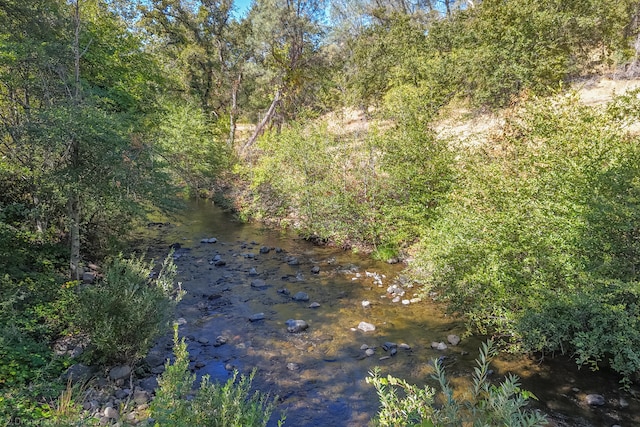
141;200;639;426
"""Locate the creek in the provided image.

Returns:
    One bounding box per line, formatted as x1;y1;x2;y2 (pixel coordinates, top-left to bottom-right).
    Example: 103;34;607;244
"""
141;200;639;427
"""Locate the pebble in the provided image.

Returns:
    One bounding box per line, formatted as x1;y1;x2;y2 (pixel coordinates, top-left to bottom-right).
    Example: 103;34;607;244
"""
308;302;321;308
103;407;119;420
251;279;268;289
311;266;320;274
260;246;270;254
447;334;461;346
585;394;605;406
292;291;310;301
286;319;309;333
357;321;376;332
249;313;266;322
109;365;132;381
431;342;448;350
365;348;375;357
360;344;370;350
287;362;300;371
361;300;371;308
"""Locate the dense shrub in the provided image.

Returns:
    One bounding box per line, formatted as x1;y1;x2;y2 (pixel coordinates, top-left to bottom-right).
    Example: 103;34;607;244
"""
75;253;182;365
414;91;640;380
245;110;453;254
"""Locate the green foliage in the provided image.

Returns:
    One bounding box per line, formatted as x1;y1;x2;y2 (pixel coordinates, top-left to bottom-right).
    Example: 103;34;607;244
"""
152;326;284;427
245;112;453;251
415;92;640;379
520;281;640;386
155;99;233;196
367;340;547;427
75;253;182;365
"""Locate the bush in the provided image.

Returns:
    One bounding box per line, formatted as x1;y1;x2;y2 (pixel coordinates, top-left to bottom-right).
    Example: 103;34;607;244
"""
519;281;640;386
367;340;547;426
414;92;640;379
152;326;284;427
75;253;182;365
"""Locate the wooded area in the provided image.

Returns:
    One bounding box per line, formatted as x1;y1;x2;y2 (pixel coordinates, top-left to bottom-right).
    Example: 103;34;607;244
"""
2;0;640;424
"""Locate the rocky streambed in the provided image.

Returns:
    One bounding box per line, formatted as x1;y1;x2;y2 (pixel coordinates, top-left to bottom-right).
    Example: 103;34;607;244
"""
66;200;640;426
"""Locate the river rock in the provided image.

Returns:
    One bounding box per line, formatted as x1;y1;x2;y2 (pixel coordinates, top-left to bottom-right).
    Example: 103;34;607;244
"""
287;257;300;266
103;406;119;420
214;336;228;346
431;342;448;351
365;348;375;357
361;300;371;308
286;319;309;333
357;321;376;332
260;246;270;254
382;342;397;351
200;237;217;243
114;389;129;400
109;365;132;381
287;362;300;371
308;302;321;308
293;291;310;301
139;376;158;392
585;394;605;406
311;266;320;274
251;279;268;289
82;271;96;284
63;363;94;384
249;312;266;322
248;267;258;276
447;334;461;346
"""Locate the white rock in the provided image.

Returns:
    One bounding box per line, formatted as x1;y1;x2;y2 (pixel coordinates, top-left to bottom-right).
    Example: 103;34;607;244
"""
357;321;376;332
361;300;371;308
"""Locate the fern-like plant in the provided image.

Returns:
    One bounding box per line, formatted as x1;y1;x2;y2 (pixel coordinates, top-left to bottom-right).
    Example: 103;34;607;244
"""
152;325;285;427
368;340;548;427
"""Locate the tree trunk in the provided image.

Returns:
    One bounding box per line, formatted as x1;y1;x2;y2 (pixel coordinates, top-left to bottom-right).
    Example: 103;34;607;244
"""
69;0;82;279
228;72;242;147
242;89;281;152
69;190;81;280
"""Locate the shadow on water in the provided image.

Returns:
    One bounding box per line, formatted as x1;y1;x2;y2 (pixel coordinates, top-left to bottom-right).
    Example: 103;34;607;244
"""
139;200;640;427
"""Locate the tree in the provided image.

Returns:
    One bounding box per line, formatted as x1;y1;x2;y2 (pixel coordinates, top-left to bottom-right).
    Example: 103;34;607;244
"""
0;0;173;277
242;0;327;150
141;0;252;146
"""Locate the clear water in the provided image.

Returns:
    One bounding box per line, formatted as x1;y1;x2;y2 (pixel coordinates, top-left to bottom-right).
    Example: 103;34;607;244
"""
140;199;639;427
